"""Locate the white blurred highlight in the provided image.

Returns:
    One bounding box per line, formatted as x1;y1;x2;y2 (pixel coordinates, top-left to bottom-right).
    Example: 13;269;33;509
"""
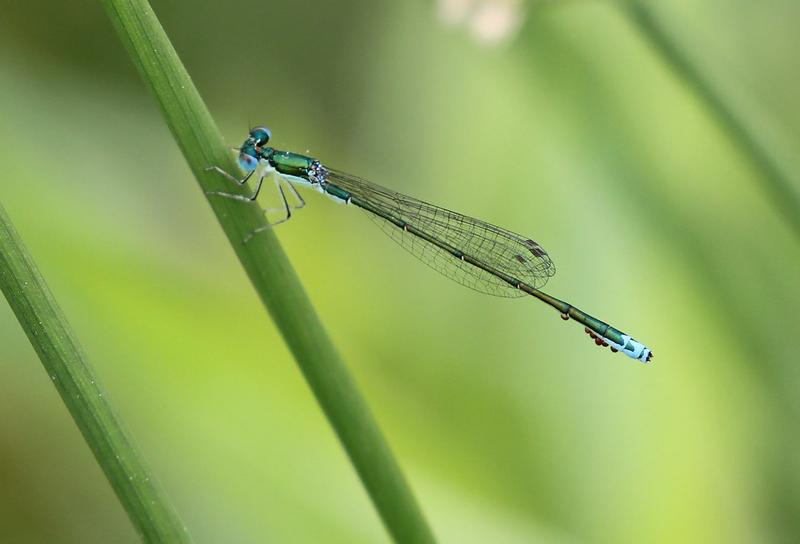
437;0;526;45
438;0;474;25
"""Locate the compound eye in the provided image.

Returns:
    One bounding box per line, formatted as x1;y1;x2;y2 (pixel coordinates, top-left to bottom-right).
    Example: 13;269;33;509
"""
238;153;258;172
250;126;272;146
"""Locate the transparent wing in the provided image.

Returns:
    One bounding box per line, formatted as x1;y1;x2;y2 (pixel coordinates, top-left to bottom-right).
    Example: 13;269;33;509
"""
327;169;555;297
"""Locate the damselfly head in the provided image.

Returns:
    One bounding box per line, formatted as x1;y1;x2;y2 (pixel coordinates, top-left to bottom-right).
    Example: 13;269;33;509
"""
236;127;271;172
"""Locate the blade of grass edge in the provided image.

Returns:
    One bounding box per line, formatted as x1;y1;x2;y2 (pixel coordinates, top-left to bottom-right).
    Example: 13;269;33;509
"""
0;201;192;543
621;0;800;242
98;1;436;542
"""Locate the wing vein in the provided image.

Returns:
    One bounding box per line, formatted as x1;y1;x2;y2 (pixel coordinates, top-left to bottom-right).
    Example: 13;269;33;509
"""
327;169;555;297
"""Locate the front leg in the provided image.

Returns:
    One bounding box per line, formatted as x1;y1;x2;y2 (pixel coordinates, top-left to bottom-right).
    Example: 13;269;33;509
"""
204;165;254;186
206;173;262;202
205;165;268;202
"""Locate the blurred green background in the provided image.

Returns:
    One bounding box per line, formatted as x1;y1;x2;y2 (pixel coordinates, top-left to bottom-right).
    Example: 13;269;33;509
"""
1;0;799;542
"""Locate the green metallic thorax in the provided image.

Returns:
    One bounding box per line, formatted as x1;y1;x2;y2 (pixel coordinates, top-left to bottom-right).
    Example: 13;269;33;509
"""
259;147;316;179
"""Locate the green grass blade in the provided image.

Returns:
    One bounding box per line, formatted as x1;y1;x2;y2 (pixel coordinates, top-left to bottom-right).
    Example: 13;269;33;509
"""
98;1;436;542
0;202;191;543
622;0;800;241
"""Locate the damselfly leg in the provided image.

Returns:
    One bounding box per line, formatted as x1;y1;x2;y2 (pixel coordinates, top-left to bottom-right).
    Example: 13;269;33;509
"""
204;165;261;202
284;178;306;210
206;165;305;242
204;165;254;189
252;175;303;222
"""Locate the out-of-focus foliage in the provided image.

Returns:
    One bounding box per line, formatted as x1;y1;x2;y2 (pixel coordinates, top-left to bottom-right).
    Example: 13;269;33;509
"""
1;0;798;542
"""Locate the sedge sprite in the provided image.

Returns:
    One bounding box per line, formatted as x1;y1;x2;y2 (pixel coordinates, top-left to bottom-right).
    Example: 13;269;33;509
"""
207;127;653;363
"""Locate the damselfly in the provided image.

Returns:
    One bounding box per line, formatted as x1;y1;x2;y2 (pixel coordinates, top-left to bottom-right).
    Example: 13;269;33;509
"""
207;127;653;363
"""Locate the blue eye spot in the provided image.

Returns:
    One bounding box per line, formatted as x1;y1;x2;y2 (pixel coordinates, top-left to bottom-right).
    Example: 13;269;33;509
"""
238;154;258;172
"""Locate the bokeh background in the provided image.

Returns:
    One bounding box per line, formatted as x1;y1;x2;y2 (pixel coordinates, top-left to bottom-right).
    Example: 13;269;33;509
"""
1;0;799;542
